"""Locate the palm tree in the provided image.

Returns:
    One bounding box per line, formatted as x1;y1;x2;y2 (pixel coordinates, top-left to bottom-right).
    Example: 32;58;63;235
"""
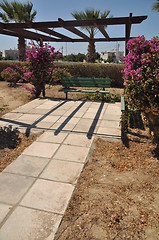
71;8;111;63
152;0;159;12
0;0;37;61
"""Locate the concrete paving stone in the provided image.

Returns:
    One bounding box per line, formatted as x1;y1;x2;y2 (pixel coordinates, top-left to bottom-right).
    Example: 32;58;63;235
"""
28;108;50;114
0;206;62;240
102;113;121;121
0;173;35;205
11;105;35;113
4;155;50;177
37;131;68;143
20;179;74;214
54;145;89;163
99;120;120;128
22;142;60;158
50;109;67;116
97;127;121;136
82;112;98;119
0;120;7;127
41;115;60;123
16;114;42;124
40;159;84;184
2;112;23;120
0;203;12;224
36;101;60;110
35;121;54;129
73;111;85;118
64;133;93;147
74;118;100;132
85;107;98;113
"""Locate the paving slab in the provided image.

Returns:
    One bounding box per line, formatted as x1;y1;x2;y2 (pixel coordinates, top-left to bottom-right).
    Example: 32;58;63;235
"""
0;206;62;240
20;179;74;214
2;112;23;120
41;115;60;123
97;127;121;137
0;203;12;224
37;131;68;144
35;121;54;129
40;159;84;184
16;114;42;124
4;155;50;177
22;142;60;158
102;113;121;121
0;173;35;205
74;118;100;133
64;133;93;147
54;145;89;163
99;120;120;128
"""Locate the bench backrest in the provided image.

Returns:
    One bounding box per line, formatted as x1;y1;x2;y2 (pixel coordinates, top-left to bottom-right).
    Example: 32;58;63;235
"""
62;77;111;88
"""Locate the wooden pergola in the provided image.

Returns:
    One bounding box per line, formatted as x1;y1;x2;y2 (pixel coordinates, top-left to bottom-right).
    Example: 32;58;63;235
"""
0;13;147;55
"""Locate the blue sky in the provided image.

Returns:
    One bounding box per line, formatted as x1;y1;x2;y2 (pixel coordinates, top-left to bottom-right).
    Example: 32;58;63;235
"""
0;0;158;55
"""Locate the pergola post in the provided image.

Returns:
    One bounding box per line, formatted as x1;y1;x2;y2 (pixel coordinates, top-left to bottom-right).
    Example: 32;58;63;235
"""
125;13;132;56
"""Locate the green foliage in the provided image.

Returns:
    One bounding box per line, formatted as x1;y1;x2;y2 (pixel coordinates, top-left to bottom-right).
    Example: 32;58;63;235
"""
50;67;71;85
63;53;86;62
152;0;159;12
84;92;121;102
0;0;37;23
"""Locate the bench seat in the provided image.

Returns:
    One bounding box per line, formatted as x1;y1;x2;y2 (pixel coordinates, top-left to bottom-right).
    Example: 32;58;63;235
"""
59;77;111;100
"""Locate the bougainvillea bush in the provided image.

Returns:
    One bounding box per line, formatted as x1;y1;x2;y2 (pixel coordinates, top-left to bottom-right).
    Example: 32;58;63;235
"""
23;42;62;97
1;64;24;87
123;36;159;115
122;36;159;141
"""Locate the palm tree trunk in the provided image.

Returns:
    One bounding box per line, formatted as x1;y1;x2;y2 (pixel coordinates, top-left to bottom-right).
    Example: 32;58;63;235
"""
87;40;96;63
18;37;26;61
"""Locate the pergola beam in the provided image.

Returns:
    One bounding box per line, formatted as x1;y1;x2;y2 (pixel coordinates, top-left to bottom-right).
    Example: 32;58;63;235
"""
58;18;90;41
12;28;58;41
35;28;73;41
0;15;147;29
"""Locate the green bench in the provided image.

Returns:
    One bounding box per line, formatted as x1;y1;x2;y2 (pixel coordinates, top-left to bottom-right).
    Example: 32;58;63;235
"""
59;77;111;100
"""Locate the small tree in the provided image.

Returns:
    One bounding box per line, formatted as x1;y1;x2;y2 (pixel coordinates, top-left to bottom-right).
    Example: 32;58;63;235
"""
23;42;62;97
122;36;159;141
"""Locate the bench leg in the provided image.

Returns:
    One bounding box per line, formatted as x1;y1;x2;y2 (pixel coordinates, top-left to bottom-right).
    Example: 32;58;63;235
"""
102;93;105;101
66;92;68;100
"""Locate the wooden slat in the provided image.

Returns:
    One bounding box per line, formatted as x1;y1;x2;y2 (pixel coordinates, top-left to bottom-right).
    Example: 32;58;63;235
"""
62;77;111;88
12;28;58;41
0;16;147;29
35;28;73;41
58;18;90;41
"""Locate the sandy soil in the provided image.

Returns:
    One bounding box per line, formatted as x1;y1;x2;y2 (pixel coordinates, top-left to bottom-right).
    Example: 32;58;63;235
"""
55;131;159;240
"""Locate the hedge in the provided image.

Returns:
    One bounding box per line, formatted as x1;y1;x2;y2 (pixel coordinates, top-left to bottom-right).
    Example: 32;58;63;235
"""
0;61;124;88
55;62;124;88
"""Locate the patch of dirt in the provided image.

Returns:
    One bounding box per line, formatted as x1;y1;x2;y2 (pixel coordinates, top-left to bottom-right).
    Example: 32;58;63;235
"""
0;82;31;116
55;129;159;240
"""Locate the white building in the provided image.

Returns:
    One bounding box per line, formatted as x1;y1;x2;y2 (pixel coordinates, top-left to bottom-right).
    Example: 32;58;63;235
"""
100;49;124;63
2;49;19;60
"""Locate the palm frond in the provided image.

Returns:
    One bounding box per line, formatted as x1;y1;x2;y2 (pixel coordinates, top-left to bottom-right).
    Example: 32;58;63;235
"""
152;0;159;12
71;7;111;38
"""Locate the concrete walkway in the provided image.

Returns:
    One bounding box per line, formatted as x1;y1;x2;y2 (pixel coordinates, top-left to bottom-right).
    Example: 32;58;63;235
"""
0;99;121;239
